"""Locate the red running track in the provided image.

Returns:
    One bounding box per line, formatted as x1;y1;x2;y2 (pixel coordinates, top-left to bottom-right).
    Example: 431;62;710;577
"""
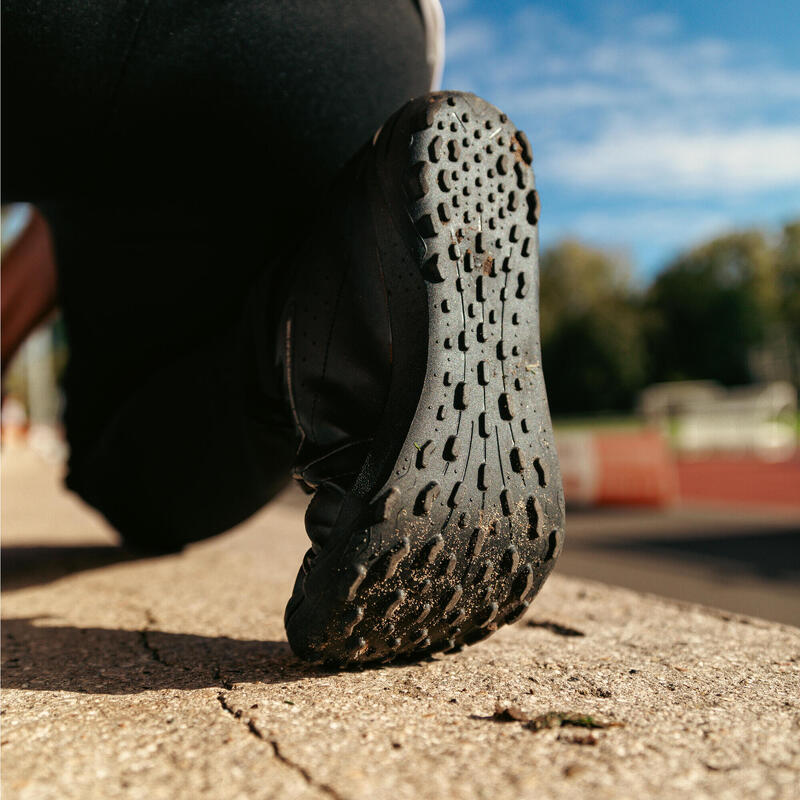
677;456;800;511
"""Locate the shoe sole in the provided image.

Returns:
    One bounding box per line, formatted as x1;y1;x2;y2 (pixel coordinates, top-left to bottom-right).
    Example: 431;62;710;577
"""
285;92;565;665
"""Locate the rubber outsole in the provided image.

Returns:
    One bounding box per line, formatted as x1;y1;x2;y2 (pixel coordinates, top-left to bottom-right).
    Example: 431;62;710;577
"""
285;92;565;666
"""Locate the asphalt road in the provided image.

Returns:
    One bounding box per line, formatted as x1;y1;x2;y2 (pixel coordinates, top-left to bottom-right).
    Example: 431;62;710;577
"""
560;504;800;626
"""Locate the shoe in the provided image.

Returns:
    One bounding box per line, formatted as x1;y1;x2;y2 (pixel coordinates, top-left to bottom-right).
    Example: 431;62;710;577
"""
279;92;564;665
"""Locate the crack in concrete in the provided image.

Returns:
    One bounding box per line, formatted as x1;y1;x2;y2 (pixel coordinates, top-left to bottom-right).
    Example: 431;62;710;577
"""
216;691;347;800
138;629;168;665
135;606;346;799
213;665;234;690
138;609;168;665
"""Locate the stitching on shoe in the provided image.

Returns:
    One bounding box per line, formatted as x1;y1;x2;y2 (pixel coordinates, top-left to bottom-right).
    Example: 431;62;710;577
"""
284;316;306;452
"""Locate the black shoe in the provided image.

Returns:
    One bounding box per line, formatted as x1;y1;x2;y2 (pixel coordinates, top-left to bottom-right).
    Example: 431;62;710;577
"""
279;92;564;665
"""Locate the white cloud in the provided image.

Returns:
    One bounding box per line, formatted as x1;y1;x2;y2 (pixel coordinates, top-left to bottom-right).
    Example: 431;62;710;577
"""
631;13;680;38
446;7;800;195
441;0;472;15
443;21;494;61
580;40;800;104
550;208;731;247
442;4;800;271
507;83;646;111
547;125;800;195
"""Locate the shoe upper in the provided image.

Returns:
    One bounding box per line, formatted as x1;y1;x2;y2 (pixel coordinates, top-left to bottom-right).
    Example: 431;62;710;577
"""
276;137;405;552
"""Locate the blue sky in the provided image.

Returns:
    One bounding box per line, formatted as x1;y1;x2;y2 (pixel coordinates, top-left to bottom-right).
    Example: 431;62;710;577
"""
440;0;800;281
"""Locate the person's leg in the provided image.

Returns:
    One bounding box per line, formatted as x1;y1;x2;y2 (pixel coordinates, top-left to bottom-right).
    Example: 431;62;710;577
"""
1;208;58;370
3;1;433;201
2;1;433;548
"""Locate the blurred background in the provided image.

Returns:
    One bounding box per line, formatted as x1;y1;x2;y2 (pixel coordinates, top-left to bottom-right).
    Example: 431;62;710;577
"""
2;0;799;623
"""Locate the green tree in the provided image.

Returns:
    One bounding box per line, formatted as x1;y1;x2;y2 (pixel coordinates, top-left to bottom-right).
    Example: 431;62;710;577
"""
646;231;779;386
539;241;646;414
776;220;800;384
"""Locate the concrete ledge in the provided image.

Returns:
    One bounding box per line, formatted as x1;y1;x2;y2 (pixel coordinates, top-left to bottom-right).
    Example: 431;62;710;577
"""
2;452;799;799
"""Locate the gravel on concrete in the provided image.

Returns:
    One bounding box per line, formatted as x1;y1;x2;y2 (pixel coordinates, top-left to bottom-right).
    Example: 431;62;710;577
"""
3;448;799;800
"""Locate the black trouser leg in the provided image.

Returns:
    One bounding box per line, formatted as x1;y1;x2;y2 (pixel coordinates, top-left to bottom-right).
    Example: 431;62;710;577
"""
2;1;432;547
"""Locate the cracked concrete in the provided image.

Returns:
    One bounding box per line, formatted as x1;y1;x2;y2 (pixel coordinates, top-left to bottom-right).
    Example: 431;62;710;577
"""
3;448;800;800
216;689;344;800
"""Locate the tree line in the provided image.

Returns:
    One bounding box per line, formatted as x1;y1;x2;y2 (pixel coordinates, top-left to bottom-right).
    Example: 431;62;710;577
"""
539;220;800;415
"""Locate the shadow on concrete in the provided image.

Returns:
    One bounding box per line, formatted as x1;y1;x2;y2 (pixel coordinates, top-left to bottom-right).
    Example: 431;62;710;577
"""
1;545;164;591
1;617;333;694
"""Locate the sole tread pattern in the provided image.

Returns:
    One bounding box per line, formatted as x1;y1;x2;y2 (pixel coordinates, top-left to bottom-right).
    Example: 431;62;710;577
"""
286;93;564;666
